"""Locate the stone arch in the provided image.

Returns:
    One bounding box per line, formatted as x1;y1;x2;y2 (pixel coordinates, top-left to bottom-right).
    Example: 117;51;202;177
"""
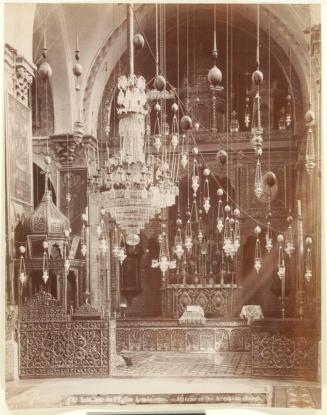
86;5;312;141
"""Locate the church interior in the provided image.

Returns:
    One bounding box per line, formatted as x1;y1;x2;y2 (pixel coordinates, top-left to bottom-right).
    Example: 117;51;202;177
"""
3;2;322;411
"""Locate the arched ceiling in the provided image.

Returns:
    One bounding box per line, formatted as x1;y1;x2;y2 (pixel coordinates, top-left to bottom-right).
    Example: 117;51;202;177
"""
10;3;320;137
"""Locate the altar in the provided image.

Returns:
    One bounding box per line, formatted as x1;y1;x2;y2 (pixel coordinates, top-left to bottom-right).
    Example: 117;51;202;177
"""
161;284;241;318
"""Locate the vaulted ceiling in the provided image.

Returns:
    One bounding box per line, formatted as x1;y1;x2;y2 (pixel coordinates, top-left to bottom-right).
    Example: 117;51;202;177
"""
5;3;320;136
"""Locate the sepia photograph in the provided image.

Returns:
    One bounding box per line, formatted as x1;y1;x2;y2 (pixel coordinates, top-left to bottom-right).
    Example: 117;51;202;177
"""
2;1;323;413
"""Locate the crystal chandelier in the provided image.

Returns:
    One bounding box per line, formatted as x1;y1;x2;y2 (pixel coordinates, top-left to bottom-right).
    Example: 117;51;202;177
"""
87;5;179;238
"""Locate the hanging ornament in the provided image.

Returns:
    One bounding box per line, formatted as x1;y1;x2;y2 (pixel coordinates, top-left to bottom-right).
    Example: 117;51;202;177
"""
223;205;232;257
174;227;184;260
180;115;192;131
133;33;145;50
152;224;176;276
192;158;200;197
233;209;241;254
65;192;72;204
184;220;193;252
99;237;108;255
42;240;49;284
171;102;179;113
244;95;250;128
286;94;292;127
277;234;286;279
208;64;222;87
230;110;239;132
278;107;287;130
153;134;162;151
18;245;27;285
216;188;224;233
252;69;264;85
254;226;262;273
154;75;166;91
181;153;188;168
305;237;313;282
154;102;161;113
254;159;263;199
265;213;273;253
80;211;88;257
305;127;316;174
305;109;315;125
81;244;87;257
265;171;276;187
203;171;211;214
38;61;52;82
217;150;227;165
171;134;179;149
285;214;295;257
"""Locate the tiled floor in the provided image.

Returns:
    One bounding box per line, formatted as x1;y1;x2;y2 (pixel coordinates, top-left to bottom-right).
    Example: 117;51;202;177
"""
116;351;252;377
5;351;321;410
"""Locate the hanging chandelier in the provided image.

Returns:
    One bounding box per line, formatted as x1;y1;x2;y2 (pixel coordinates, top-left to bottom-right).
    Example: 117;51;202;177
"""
87;5;179;237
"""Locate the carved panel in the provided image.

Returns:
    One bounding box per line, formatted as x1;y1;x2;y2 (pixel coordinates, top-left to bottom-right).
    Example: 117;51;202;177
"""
19;320;109;377
116;325;251;353
116;327;129;352
19;291;67;322
230;329;244;351
171;329;186;351
142;329;156;351
129;329;142;351
252;330;317;378
186;330;200;351
157;329;171;351
215;329;229;351
164;287;238;318
200;330;215;352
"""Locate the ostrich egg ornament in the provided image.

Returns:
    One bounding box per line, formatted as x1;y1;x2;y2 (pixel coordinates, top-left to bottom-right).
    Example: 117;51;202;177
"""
38;61;52;81
266;171;277;187
217;150;227;164
208;65;222;87
154;75;166;91
252;69;264;85
180;115;192;131
73;63;83;77
133;33;145;50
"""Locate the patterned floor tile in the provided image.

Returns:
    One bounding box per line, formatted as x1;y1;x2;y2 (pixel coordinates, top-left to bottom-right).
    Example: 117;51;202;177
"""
116;351;251;377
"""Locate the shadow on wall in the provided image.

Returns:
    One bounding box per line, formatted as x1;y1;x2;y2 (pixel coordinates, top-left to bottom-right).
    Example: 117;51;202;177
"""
125;236;162;317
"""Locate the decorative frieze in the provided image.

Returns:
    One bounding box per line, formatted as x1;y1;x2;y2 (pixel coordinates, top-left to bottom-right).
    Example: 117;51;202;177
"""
4;44;35;106
116;324;251;353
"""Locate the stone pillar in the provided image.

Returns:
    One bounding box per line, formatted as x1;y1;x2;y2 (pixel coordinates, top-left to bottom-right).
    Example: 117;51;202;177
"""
5;306;19;381
108;316;117;376
4;44;35;307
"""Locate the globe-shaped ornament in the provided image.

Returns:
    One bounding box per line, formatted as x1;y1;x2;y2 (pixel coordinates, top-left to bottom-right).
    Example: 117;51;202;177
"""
252;69;264;85
154;75;166;91
133;33;145;50
38;61;52;81
73;63;83;77
208;64;222;87
180;115;192;131
217;150;227;164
